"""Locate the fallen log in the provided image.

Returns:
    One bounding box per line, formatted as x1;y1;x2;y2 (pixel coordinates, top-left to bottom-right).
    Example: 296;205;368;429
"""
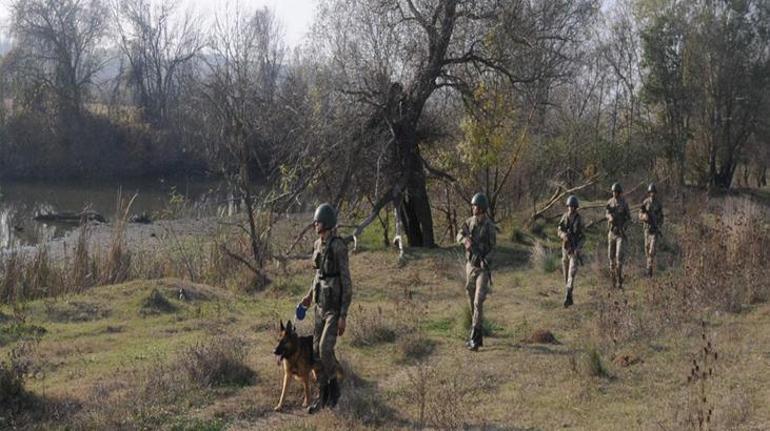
34;211;106;224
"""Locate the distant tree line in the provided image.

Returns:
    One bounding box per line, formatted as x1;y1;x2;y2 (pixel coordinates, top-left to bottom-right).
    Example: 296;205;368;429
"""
0;0;768;247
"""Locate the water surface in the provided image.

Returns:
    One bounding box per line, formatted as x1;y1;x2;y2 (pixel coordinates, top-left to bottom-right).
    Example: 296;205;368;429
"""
0;179;224;249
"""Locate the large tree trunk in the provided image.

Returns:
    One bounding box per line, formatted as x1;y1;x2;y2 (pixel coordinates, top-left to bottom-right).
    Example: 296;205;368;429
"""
392;115;435;247
400;169;435;247
713;161;736;189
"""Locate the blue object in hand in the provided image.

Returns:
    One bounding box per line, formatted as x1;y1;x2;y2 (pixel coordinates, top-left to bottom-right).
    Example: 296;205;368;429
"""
295;303;307;321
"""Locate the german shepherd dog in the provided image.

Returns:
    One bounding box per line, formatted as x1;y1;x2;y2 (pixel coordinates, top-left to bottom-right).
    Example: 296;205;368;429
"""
272;320;345;411
272;320;315;411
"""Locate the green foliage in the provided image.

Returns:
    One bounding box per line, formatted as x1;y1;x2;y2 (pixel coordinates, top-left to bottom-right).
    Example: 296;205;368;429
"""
424;317;455;337
459;82;518;171
158;186;189;220
0;341;36;411
0;323;46;347
355;211;396;251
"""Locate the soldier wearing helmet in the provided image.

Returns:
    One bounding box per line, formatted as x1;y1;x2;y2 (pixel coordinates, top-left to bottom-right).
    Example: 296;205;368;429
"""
300;203;352;413
557;195;584;307
605;183;631;289
456;192;496;351
639;183;664;277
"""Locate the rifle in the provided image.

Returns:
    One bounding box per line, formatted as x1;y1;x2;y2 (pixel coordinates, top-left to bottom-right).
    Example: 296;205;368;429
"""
606;203;626;235
461;226;494;285
640;204;660;234
560;217;584;266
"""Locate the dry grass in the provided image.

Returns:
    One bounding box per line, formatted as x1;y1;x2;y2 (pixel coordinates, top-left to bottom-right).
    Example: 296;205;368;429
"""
180;336;257;388
348;305;400;348
1;194;770;430
99;193;136;286
0;341;33;407
529;240;560;273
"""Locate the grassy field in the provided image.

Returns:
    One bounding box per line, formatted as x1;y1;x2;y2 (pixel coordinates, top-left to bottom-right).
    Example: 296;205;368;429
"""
1;196;769;430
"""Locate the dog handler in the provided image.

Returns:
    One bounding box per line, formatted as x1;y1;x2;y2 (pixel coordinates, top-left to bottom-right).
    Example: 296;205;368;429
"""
300;203;353;413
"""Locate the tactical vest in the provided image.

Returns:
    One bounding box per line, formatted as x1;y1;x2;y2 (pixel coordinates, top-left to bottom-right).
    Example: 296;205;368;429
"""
314;236;343;312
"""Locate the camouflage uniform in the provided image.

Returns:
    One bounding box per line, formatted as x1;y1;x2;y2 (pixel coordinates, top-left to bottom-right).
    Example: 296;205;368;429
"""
640;196;664;276
307;234;352;385
456;215;496;333
558;211;584;293
606;196;630;288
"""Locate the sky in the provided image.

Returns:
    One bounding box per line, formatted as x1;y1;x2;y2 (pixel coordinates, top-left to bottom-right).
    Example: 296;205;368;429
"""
186;0;317;47
0;0;318;48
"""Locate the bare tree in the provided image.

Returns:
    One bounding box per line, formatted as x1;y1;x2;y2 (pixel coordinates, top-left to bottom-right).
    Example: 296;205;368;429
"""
189;4;318;279
314;0;597;247
111;0;204;126
9;0;109;119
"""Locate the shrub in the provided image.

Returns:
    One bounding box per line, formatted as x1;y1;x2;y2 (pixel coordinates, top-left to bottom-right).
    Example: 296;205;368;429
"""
0;341;37;412
403;358;488;429
180;337;256;388
529;240;560;274
348;305;399;347
570;347;610;379
140;288;177;316
650;197;769;316
397;335;436;363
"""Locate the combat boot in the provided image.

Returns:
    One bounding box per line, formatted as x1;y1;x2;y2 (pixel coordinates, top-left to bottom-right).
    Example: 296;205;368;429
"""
327;378;341;408
610;265;617;289
307;381;329;414
563;288;574;308
467;328;479;352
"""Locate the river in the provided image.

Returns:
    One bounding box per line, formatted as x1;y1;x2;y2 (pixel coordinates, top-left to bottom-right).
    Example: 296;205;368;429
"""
0;179;228;249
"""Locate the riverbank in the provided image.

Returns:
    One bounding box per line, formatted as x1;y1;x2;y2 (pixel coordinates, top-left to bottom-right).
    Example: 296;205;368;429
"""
4;216;224;261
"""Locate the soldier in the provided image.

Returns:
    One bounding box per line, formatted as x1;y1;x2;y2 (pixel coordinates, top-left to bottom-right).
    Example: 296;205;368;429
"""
557;195;584;308
605;183;631;289
456;193;496;351
639;183;664;277
300;203;353;413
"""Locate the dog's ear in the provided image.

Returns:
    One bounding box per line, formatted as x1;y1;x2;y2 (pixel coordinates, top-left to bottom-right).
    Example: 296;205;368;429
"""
279;320;285;331
286;320;293;333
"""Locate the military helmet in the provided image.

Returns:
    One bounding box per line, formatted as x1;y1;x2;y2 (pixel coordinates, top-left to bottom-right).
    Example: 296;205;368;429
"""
647;183;657;193
611;182;623;193
471;193;489;210
566;195;579;208
313;203;337;229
